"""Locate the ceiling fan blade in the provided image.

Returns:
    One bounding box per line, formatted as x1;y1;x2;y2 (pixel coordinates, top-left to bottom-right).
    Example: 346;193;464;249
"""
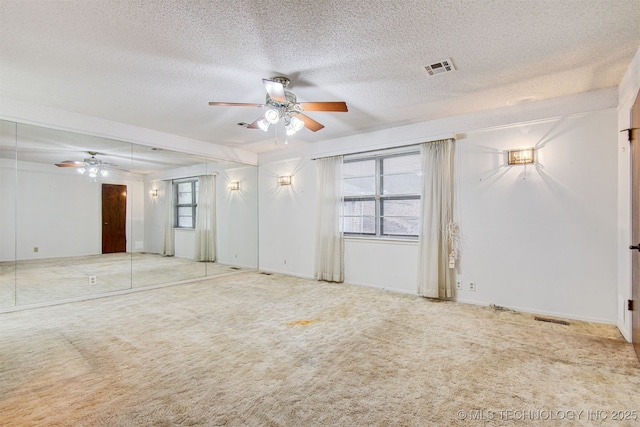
246;114;266;129
55;161;85;167
299;102;348;112
262;79;286;103
296;113;325;132
208;102;263;107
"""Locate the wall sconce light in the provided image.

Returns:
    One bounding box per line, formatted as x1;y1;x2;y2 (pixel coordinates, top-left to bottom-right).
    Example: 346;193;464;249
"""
229;181;240;191
278;175;292;186
150;189;158;197
508;148;535;165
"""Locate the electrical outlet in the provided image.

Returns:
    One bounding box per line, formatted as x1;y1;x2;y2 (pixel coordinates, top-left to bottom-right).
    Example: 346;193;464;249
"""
468;282;476;292
284;259;287;265
456;280;462;290
89;276;97;285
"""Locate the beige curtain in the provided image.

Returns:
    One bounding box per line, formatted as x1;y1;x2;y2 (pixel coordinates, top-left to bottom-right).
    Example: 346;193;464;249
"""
418;139;456;298
314;156;344;282
161;180;175;256
194;175;216;262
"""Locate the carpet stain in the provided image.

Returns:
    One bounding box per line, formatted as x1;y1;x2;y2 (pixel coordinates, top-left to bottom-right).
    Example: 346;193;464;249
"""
286;319;319;326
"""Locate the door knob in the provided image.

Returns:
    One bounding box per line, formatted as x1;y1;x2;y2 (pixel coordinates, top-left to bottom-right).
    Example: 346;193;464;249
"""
630;244;640;251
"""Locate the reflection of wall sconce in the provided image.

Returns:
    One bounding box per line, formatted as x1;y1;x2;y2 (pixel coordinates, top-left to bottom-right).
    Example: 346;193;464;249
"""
229;181;240;191
278;175;292;186
150;189;159;197
508;148;535;165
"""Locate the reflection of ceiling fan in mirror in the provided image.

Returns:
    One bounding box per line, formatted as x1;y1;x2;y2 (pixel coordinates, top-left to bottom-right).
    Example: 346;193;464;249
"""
55;151;116;178
208;76;348;135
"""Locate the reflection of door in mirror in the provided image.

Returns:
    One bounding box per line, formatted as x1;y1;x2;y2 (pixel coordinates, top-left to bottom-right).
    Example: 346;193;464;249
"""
102;184;127;254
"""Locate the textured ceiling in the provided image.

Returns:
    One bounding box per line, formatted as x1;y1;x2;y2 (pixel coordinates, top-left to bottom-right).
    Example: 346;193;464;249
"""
1;0;639;154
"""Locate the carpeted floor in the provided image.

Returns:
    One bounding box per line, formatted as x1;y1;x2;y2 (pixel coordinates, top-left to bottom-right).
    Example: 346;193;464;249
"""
1;271;639;426
0;253;247;308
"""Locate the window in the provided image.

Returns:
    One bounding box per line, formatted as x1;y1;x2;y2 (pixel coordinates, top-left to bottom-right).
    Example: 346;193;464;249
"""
174;179;198;229
343;151;421;238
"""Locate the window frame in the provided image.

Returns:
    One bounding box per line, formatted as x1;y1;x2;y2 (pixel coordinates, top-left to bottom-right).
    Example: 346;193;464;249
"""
174;178;198;229
342;150;421;239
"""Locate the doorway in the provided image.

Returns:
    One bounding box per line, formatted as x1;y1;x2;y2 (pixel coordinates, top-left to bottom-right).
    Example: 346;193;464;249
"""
102;184;127;254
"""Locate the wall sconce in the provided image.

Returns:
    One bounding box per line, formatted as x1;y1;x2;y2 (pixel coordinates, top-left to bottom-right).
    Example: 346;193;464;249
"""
229;181;240;191
278;175;292;186
508;148;535;165
150;189;158;197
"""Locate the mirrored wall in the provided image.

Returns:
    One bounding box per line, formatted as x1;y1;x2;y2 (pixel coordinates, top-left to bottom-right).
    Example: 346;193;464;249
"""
0;120;258;309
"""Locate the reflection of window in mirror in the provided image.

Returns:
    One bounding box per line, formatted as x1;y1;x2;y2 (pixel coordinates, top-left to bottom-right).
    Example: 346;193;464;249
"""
174;178;198;228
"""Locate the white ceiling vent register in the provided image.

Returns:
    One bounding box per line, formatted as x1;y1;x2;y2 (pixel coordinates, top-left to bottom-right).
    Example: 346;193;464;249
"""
424;58;456;76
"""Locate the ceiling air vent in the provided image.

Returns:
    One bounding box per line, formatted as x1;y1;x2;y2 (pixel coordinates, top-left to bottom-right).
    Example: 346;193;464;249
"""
424;58;456;76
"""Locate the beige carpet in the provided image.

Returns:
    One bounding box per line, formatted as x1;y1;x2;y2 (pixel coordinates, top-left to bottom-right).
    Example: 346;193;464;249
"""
0;253;247;308
1;271;639;426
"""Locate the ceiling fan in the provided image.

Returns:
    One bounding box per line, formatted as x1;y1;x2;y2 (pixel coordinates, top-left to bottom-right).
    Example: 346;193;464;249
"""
208;76;348;135
55;151;114;178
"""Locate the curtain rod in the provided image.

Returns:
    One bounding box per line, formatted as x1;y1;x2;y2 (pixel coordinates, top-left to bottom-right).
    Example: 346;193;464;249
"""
310;136;456;161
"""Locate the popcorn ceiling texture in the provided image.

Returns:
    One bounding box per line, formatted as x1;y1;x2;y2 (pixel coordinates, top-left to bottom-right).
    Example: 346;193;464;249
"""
1;271;638;425
1;0;638;152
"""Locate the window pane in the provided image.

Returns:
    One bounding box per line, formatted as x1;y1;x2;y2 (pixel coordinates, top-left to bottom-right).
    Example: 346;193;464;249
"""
382;199;419;236
343;177;376;196
177;216;193;228
177;206;193;217
343;199;376;234
343;199;375;216
382;217;419;236
382;173;421;195
383;154;420;174
177;191;192;204
382;199;420;216
343;216;376;234
343;159;375;178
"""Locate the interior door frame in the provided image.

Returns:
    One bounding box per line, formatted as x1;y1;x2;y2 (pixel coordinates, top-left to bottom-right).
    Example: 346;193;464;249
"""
630;88;640;362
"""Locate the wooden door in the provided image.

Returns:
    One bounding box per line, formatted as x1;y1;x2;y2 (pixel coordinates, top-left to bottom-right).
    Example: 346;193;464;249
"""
631;89;640;361
102;184;127;254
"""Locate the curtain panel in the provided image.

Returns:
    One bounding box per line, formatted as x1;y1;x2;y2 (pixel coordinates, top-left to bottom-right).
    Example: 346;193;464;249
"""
161;180;175;256
314;156;344;282
194;175;217;262
417;138;456;298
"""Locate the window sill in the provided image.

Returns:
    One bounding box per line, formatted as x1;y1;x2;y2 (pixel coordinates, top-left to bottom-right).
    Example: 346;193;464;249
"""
343;235;418;245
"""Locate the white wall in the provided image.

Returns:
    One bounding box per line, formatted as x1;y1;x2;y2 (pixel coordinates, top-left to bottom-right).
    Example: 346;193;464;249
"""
457;110;617;323
344;238;418;294
258;156;317;277
214;162;258;268
0;159;144;261
616;46;640;340
258;98;619;324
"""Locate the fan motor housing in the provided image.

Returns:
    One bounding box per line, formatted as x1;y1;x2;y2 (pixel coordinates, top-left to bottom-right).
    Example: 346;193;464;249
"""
265;90;299;110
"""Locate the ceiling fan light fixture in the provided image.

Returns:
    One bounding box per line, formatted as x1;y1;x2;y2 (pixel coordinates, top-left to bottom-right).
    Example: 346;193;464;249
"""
290;115;304;132
264;108;280;124
285;115;304;136
257;118;270;132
